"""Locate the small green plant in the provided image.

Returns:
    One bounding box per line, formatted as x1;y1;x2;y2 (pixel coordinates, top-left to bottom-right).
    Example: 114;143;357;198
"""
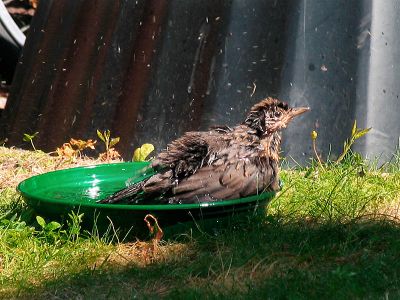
97;129;121;161
36;215;62;243
66;211;84;241
311;130;324;169
36;215;61;232
311;120;371;167
22;132;39;151
0;213;29;231
336;120;371;163
133;143;155;162
34;212;84;244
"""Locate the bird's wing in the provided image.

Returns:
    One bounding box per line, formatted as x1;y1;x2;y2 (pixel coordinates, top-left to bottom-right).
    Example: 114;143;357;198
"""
169;147;280;203
151;131;229;178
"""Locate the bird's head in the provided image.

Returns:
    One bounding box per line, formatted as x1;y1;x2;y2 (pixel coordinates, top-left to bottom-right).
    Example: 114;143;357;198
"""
243;97;310;136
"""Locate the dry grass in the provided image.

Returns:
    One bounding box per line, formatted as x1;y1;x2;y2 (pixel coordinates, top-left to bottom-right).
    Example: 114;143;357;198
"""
0;146;120;189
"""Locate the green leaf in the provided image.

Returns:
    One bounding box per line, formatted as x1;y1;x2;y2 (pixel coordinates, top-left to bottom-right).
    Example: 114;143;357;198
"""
133;143;155;162
351;120;357;136
22;134;31;142
104;130;111;140
36;216;46;229
46;221;61;231
354;127;372;139
23;132;38;142
109;137;120;148
133;148;141;162
96;130;105;143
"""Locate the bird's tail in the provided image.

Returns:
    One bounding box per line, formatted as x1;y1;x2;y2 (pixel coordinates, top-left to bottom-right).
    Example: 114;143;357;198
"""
97;180;147;204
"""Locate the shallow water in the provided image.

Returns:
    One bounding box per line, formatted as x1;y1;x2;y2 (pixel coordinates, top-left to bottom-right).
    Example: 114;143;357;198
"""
37;182;123;204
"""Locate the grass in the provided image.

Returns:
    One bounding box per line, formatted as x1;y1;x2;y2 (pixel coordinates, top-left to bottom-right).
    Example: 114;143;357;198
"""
1;146;400;299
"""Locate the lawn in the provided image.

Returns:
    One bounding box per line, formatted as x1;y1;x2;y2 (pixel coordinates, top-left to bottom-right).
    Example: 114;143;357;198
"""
1;146;400;299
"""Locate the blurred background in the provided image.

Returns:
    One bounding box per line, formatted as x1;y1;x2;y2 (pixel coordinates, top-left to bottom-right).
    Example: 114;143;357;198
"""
0;0;399;164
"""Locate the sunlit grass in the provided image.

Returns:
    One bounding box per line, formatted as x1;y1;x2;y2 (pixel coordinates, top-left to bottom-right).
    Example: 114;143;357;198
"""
273;154;400;223
1;147;400;298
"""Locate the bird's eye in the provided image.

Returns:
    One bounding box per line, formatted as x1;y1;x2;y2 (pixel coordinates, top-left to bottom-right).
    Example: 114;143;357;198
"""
275;111;282;118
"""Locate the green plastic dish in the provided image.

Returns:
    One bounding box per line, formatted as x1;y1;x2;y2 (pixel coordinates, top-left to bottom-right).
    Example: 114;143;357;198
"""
17;162;275;234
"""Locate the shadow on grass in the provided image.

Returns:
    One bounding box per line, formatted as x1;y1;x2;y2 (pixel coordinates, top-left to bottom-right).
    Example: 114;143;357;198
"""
6;215;400;299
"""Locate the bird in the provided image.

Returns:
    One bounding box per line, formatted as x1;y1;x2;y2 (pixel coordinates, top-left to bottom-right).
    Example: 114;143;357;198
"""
98;97;309;204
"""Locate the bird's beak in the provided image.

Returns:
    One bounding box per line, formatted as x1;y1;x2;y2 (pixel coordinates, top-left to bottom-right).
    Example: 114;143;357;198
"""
289;106;310;119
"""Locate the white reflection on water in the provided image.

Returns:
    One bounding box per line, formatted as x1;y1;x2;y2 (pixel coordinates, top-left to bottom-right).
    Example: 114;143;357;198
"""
86;176;101;199
86;186;100;199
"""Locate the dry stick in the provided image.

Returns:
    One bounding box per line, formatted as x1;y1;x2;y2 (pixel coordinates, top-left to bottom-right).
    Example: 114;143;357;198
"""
144;214;164;241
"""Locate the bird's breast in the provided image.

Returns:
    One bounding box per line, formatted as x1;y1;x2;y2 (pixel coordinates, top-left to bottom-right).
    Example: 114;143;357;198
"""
260;139;280;161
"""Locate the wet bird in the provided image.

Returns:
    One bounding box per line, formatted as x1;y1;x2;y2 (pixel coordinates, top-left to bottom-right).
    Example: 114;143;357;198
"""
99;97;309;204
